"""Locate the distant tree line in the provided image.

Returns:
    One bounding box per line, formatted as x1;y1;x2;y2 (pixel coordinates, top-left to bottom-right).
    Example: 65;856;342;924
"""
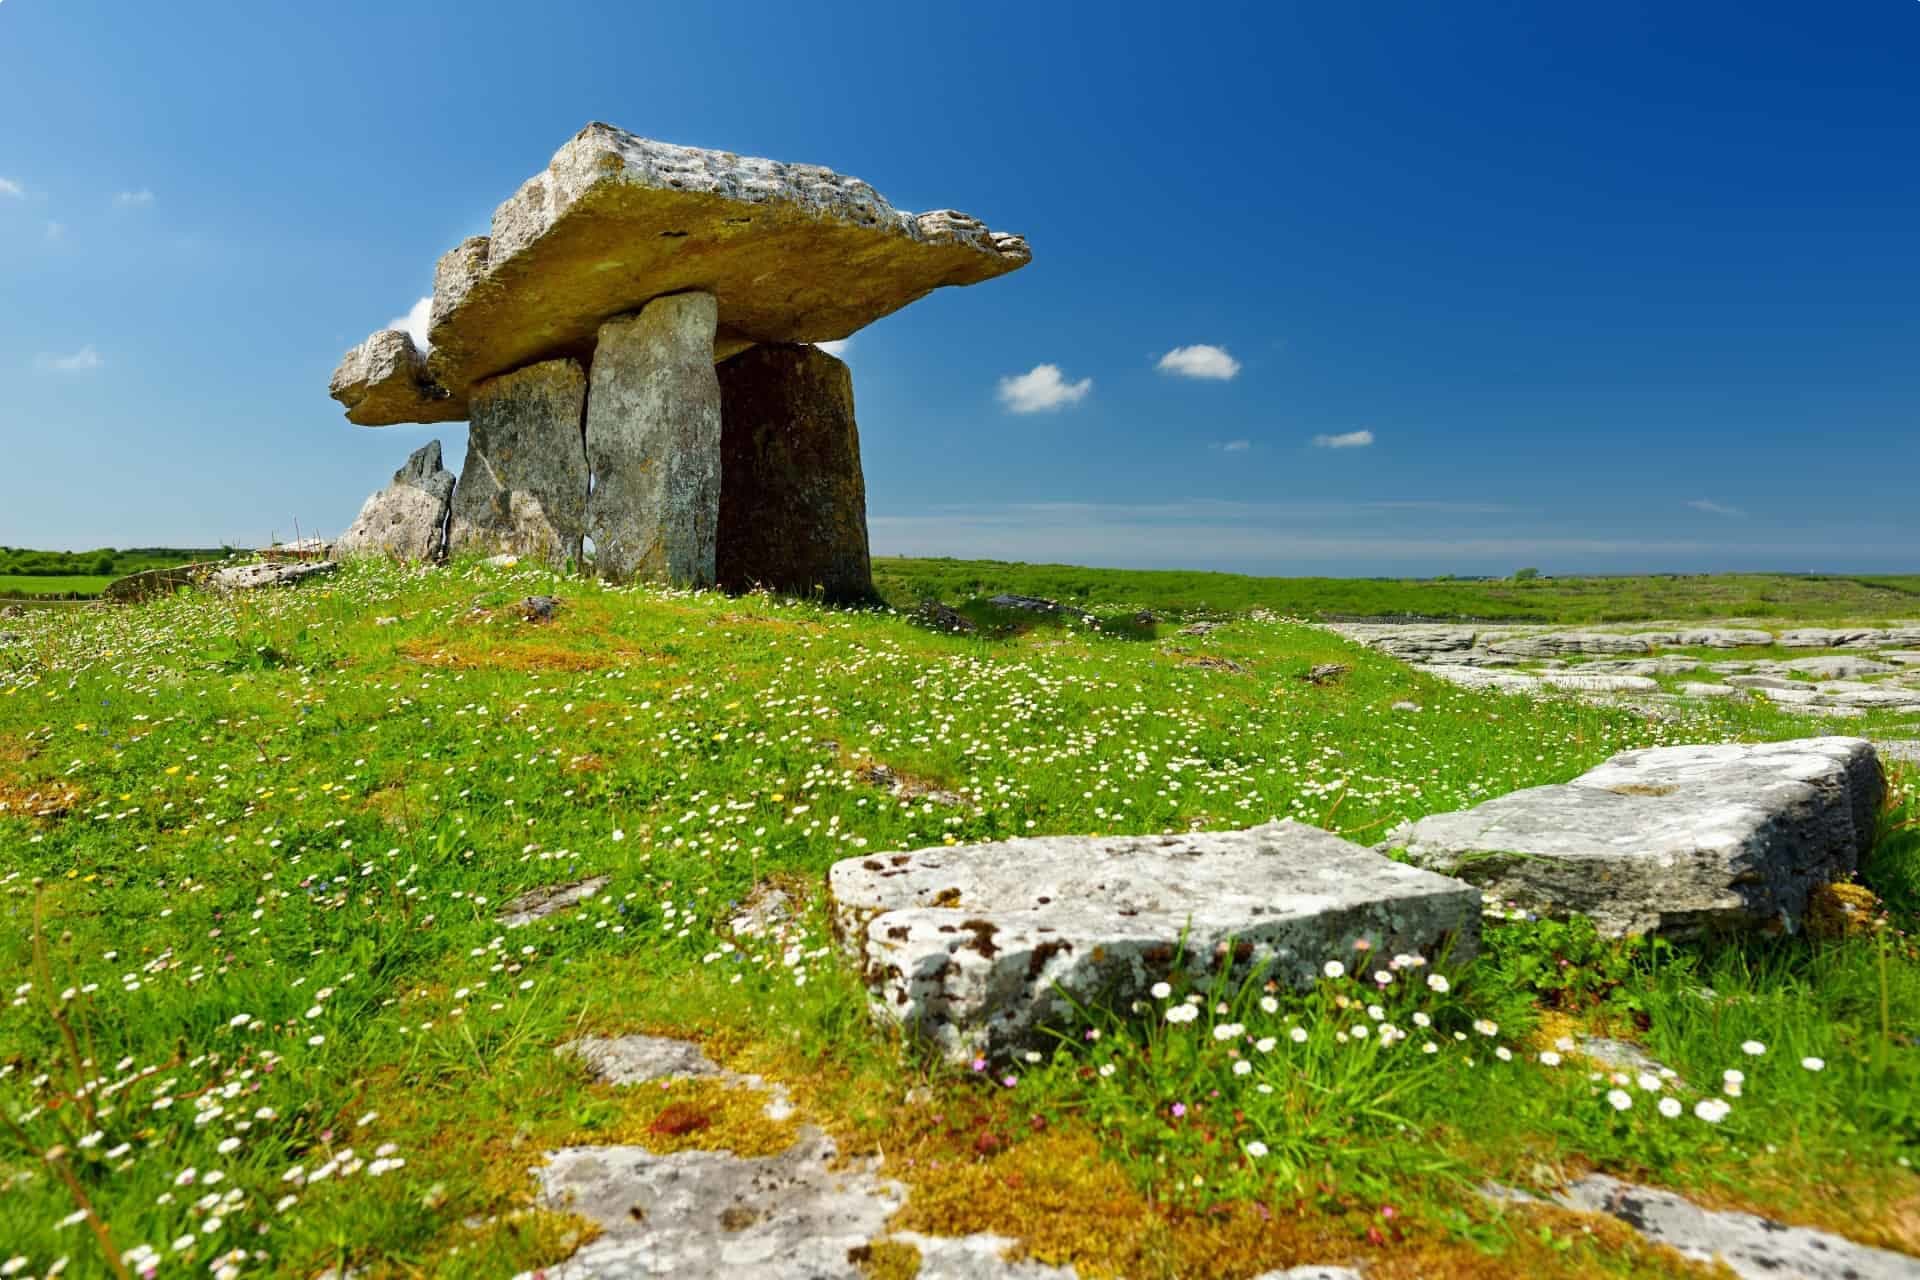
0;546;233;577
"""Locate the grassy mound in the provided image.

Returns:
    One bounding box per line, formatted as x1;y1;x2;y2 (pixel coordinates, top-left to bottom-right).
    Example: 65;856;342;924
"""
1;558;1915;1278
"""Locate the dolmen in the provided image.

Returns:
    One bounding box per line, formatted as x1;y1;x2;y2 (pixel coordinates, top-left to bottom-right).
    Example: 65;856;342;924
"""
330;123;1030;601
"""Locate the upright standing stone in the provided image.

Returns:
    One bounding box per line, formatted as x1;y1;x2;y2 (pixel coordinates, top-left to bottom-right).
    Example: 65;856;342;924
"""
585;292;721;585
336;439;457;561
450;358;589;566
716;345;875;604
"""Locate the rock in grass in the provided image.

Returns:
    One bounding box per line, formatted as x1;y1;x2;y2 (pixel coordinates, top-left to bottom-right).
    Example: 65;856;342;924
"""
335;440;457;561
209;561;339;591
829;821;1479;1064
1784;655;1900;680
1384;738;1885;937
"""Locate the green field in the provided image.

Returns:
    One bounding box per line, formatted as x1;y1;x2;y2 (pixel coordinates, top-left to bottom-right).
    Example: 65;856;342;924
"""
874;557;1920;623
0;547;231;602
1;558;1916;1278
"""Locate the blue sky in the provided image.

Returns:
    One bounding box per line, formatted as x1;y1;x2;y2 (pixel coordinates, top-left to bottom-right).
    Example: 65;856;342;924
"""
2;1;1915;576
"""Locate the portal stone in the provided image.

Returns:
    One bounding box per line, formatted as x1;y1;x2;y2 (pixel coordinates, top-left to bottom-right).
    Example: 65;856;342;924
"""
450;358;589;565
716;344;875;604
585;292;722;585
336;439;457;561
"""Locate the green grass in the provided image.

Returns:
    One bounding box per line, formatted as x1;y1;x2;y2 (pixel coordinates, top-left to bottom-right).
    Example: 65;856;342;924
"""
0;548;231;602
1;559;1916;1278
874;557;1920;624
0;574;117;598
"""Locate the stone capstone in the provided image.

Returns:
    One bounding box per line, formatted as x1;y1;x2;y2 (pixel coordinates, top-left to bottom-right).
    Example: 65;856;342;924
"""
327;328;460;426
209;561;340;592
450;357;589;565
585;294;723;585
335;439;457;561
830;820;1480;1063
716;343;875;603
1384;738;1885;937
334;124;1030;425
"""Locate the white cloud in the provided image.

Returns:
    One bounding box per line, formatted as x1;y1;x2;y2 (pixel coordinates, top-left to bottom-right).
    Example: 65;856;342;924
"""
1687;498;1744;517
1213;439;1252;452
387;297;432;351
815;338;851;358
997;363;1091;414
0;177;23;199
37;345;103;373
1157;344;1241;380
1312;429;1375;449
113;189;155;208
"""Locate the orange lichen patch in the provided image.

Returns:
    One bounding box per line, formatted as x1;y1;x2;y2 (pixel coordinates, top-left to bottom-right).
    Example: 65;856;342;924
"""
566;1076;799;1158
1805;881;1884;940
412;1209;602;1280
1670;1150;1920;1257
0;777;82;820
0;732;35;765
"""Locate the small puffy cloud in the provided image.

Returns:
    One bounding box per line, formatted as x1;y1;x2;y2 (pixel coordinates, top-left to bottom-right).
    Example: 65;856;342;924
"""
0;177;23;199
387;297;432;351
998;363;1091;414
1157;344;1241;380
1312;429;1374;449
1212;439;1252;453
1687;498;1743;517
113;189;155;208
815;338;851;357
37;345;103;373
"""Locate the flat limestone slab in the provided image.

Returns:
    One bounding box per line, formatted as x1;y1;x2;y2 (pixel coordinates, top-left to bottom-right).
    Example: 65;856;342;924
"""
336;124;1029;424
830;820;1480;1063
1384;738;1884;936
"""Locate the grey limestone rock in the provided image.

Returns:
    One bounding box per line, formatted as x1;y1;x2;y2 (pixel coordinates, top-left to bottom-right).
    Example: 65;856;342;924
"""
1384;738;1885;937
497;874;609;928
1675;627;1775;648
830;820;1480;1063
336;124;1030;425
335;440;457;561
1548;1173;1919;1280
209;560;339;592
1785;655;1900;680
716;343;875;603
1677;682;1744;699
327;328;459;426
1486;631;1656;658
586;293;723;586
450;357;589;566
1537;672;1659;693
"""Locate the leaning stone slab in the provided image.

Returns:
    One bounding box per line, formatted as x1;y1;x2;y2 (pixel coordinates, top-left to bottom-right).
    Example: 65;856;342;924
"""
1539;1174;1917;1280
716;343;875;602
210;561;339;592
449;357;589;565
830;820;1480;1063
1384;738;1884;937
335;439;457;561
336;124;1030;424
327;328;460;426
586;293;723;585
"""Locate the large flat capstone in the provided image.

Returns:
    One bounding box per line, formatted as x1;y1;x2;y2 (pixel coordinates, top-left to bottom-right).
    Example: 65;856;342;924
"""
830;821;1480;1063
1383;738;1885;937
333;124;1030;425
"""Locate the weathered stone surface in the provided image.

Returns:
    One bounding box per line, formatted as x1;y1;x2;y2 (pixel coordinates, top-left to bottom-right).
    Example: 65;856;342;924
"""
1486;631;1656;658
335;440;457;561
449;357;589;565
1677;682;1745;699
831;821;1480;1062
1675;627;1775;648
1784;655;1900;680
337;124;1030;425
497;874;609;928
716;344;874;603
1423;665;1539;692
585;294;723;584
1877;740;1920;765
1385;738;1885;937
327;329;460;425
210;561;339;592
1537;672;1659;693
1541;1174;1918;1280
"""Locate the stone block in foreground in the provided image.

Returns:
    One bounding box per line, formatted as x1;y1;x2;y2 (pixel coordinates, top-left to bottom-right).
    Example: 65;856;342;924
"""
717;343;875;604
1383;738;1884;937
829;821;1480;1063
335;439;456;561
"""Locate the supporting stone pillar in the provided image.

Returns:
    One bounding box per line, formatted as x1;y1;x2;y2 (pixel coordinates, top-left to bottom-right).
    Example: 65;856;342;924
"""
715;344;875;604
450;358;589;565
586;292;722;585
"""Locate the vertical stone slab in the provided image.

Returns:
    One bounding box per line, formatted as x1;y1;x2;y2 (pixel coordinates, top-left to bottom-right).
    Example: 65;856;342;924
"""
450;358;589;566
586;292;722;585
336;439;457;561
715;344;875;604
